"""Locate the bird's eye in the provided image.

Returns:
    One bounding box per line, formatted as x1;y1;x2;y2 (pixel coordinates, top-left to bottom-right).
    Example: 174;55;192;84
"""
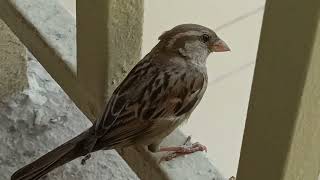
201;34;210;43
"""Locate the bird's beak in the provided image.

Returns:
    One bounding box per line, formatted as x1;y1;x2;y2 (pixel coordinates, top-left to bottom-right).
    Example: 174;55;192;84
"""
209;39;230;52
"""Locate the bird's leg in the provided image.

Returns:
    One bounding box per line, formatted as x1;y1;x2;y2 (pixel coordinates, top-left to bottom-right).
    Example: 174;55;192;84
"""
229;176;236;180
159;136;207;162
160;142;207;153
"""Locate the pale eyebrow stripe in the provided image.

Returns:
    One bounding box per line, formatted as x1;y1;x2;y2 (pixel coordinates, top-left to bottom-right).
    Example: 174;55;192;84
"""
167;30;203;47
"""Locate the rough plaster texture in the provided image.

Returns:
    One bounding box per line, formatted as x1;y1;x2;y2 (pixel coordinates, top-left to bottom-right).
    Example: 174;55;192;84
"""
0;19;27;98
14;0;77;73
0;0;99;119
106;0;144;97
75;0;144;118
0;53;139;180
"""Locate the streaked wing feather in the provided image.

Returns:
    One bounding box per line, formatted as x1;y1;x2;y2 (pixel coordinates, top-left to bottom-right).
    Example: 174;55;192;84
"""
94;59;206;146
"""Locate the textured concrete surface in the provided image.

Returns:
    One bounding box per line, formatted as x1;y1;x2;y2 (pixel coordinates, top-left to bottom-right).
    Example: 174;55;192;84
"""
106;0;144;97
0;19;27;98
75;0;144;118
14;0;77;72
0;53;139;180
0;0;92;119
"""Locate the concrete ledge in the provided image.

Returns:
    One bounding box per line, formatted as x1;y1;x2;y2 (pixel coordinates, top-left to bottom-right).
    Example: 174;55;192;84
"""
0;0;228;179
0;54;139;180
0;0;96;119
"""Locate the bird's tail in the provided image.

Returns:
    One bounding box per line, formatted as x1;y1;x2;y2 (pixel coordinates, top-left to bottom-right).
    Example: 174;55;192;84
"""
11;129;94;180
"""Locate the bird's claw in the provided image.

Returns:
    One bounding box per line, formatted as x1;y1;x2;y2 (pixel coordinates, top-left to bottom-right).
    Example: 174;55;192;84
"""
159;136;207;162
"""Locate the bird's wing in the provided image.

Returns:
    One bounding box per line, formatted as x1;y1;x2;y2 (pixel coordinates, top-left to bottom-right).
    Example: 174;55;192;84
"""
93;60;206;146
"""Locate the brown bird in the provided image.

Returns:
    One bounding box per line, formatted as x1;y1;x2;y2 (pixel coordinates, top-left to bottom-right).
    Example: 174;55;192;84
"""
11;24;230;180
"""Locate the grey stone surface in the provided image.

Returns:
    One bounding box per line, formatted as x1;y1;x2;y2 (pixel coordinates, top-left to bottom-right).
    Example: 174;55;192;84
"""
13;0;77;72
0;53;139;180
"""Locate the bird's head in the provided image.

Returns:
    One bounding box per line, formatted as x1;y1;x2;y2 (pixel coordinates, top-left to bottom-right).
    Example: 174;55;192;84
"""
158;24;230;63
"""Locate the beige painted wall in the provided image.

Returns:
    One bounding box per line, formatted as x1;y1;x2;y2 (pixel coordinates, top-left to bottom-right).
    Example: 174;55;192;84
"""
0;19;27;98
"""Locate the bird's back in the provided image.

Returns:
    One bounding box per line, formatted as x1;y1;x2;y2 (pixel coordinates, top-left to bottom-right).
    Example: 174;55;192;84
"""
92;52;208;149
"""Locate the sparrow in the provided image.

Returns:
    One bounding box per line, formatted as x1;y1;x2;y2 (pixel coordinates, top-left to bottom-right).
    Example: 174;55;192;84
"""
11;24;230;180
